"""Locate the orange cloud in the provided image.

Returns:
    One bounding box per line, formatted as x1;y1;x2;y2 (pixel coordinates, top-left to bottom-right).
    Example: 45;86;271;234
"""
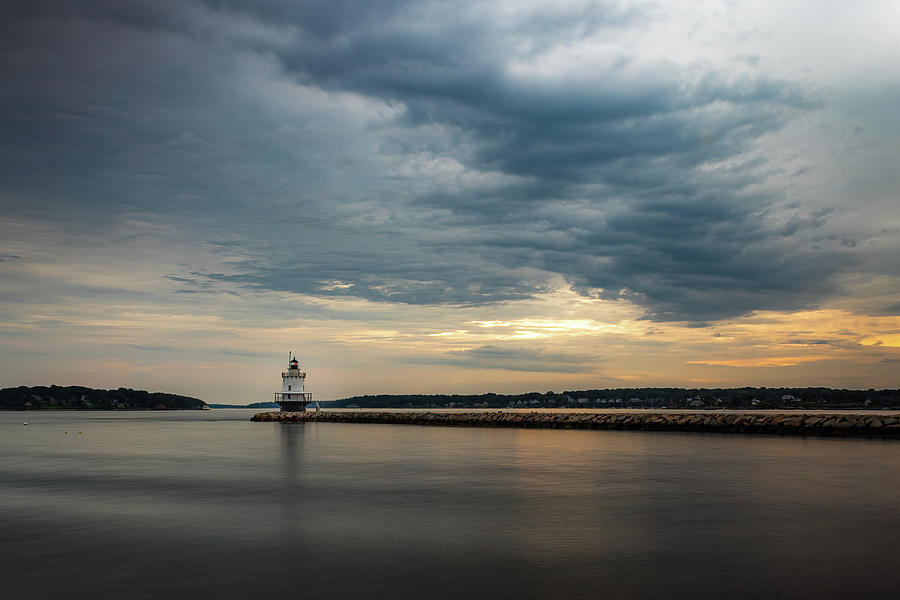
687;356;836;368
859;334;900;348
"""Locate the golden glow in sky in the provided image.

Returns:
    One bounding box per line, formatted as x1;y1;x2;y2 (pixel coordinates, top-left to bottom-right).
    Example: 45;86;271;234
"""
1;2;899;401
1;234;897;402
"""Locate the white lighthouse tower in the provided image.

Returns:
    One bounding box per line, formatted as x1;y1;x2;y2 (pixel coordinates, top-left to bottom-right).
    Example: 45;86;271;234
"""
274;352;313;412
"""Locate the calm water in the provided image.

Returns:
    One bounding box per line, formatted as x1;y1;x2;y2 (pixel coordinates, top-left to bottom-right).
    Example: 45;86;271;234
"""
2;410;898;599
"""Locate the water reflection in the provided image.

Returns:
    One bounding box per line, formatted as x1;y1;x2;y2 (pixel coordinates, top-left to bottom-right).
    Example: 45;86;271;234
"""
1;412;898;600
278;423;304;534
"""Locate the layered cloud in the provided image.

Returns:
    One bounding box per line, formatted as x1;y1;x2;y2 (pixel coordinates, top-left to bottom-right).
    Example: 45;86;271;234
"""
0;1;898;397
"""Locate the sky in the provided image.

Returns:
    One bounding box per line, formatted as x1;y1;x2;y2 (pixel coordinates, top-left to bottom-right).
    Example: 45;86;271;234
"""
1;0;898;403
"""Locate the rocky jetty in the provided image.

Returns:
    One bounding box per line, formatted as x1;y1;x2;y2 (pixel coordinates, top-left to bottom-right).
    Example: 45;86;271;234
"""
251;410;900;437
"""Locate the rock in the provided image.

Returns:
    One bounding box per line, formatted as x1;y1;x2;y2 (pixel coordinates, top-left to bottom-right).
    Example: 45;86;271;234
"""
249;410;899;437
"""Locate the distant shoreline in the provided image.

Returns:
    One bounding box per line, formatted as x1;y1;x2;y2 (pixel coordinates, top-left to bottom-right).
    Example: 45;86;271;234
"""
326;387;900;411
208;403;278;409
0;385;205;411
0;407;207;411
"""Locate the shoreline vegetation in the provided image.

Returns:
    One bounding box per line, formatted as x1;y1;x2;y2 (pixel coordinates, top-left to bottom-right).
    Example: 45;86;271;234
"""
208;402;279;409
0;385;205;410
326;387;900;411
4;385;900;412
252;410;900;438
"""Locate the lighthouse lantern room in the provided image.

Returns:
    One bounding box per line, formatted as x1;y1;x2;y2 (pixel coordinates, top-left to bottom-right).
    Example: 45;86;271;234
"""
274;352;313;412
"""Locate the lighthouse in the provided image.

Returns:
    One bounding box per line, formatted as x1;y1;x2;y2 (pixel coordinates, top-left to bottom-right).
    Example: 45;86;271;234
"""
274;352;313;412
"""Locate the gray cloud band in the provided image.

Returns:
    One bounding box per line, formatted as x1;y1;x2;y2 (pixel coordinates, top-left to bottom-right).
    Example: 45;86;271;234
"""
0;1;867;322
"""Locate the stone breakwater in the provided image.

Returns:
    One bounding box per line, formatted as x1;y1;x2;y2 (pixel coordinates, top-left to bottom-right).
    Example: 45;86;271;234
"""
251;411;900;437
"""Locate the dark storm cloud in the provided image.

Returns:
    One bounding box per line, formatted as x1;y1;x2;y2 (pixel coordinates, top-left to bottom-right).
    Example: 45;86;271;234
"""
123;343;173;352
202;0;845;320
201;236;522;307
878;302;900;316
408;345;595;373
0;1;860;321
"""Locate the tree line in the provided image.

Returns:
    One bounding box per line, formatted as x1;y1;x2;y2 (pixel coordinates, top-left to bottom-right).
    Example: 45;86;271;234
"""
324;387;900;409
0;385;206;410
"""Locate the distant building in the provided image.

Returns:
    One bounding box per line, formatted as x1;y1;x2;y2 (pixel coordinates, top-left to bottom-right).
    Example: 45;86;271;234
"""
275;352;314;412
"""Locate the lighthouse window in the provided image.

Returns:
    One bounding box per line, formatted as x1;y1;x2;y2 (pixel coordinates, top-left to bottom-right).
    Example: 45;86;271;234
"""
288;385;291;391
